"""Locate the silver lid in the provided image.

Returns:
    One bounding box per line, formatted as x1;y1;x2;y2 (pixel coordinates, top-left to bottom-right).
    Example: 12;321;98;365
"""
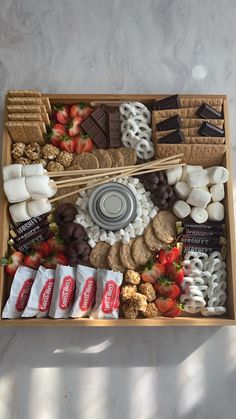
88;182;137;230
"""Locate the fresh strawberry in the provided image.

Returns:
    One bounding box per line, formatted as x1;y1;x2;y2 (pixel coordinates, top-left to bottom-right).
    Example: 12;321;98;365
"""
59;135;76;153
47;236;65;253
55;105;71;125
165;262;184;286
158;246;180;265
74;133;93;154
70;103;92;120
155;297;175;314
163;301;182;318
32;241;51;257
0;251;24;276
153;277;180;299
43;252;68;269
68;116;82;136
47;123;66;146
141;261;165;284
24;250;43;269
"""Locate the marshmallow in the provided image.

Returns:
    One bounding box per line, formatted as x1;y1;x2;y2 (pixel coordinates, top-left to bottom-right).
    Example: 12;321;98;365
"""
88;239;96;248
9;201;31;223
187;188;212;208
208;166;229;184
172;200;191;219
190;207;208;224
166;166;182;185
181;165;203;181
174;181;191;200
46;180;57;198
4;177;30;203
25;175;51;200
2;164;22;181
196;185;209;192
27;198;52;218
201;306;226;317
22;164;46;177
186;169;209;188
210;183;225;202
207;202;224;221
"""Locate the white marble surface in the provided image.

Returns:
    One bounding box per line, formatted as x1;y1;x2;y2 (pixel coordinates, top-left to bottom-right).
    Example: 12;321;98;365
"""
1;0;236;418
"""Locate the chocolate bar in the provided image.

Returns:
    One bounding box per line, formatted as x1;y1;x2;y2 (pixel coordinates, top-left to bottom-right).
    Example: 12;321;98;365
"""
154;94;180;110
156;115;181;131
181;236;227;246
176;220;226;231
90;106;108;134
159;129;184;144
198;121;224;137
182;243;226;257
196;103;222;119
10;227;53;253
10;214;49;235
178;228;226;238
81;117;109;149
108;111;122;147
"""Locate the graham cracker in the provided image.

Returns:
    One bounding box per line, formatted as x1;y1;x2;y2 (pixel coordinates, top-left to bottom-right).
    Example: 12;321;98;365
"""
154;117;224;130
6;122;28;143
8;113;43;121
42;97;52;112
180;97;223;108
185;136;225;145
7;104;47;114
154;126;224;141
8;97;42;105
7;90;41;97
153;107;222;119
6;121;45;144
155;143;191;164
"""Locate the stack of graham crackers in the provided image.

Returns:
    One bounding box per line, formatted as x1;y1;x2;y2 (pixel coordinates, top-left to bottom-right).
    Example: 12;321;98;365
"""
5;90;51;145
153;95;227;167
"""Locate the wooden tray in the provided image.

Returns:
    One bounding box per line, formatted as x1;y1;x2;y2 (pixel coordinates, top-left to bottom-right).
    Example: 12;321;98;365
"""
1;93;235;327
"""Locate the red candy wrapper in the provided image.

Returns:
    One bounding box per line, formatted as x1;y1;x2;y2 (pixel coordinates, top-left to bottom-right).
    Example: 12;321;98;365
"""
22;266;55;318
70;265;97;318
90;269;123;319
49;264;75;318
2;266;37;318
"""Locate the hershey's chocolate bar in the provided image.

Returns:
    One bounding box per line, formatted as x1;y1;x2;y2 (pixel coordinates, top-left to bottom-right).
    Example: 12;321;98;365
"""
154;94;180;110
10;227;53;253
159;129;184;143
11;214;49;235
196;103;222;119
108;111;122;148
156;115;181;131
182;243;226;257
198;121;224;137
181;236;227;246
176;221;226;231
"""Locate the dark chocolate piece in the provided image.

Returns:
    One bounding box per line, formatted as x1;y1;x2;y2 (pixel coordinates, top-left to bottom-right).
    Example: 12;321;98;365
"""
177;221;226;231
196;103;222;119
198;121;224;137
81;117;109;149
108;111;122;148
154;94;180;110
90;106;108;134
182;244;226;256
159;129;185;144
181;236;227;246
178;228;226;238
156;115;181;131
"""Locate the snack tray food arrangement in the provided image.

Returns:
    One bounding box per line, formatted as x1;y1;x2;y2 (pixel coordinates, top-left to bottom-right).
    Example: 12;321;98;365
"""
0;93;236;326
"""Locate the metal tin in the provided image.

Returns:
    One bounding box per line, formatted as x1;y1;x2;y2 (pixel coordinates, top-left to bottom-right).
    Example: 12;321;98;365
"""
88;182;137;230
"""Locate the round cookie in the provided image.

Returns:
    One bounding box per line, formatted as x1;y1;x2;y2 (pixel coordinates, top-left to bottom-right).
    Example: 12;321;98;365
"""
144;224;165;252
108;242;125;273
152;211;176;244
73;152;99;170
119;239;137;270
119;147;137;166
107;149;124;167
131;237;153;266
89;242;111;269
92;149;112;168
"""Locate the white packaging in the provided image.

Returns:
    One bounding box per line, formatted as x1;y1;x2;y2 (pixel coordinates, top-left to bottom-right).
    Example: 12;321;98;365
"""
90;269;123;319
22;266;55;318
49;265;76;319
2;266;37;318
70;265;97;318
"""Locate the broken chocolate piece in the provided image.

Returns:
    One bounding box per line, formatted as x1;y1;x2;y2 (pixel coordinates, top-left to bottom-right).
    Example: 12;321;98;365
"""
108;111;122;147
198;121;224;137
156;115;181;131
90;106;108;133
196;103;222;119
158;129;185;144
81;117;109;149
154;94;180;110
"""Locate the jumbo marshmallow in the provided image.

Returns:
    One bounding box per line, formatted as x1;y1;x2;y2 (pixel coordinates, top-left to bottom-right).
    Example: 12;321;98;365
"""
190;207;208;224
4;177;30;203
210;183;225;202
166;166;182;185
27;198;52;218
46;180;57;198
2;164;22;181
187;188;212;208
206;202;224;221
208;166;229;184
22;164;47;177
9;201;31;223
172;200;191;219
186;169;209;188
181;165;203;182
174;181;191;200
25;175;52;200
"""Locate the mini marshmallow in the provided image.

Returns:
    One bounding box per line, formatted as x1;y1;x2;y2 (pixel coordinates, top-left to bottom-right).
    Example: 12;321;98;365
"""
27;198;52;218
9;201;31;223
207;202;224;221
172;200;191;219
4;177;30;203
187;188;212;208
181;165;203;182
208;166;229;184
88;239;96;248
186;169;209;188
100;231;107;241
190;207;208;224
22;164;46;177
174;181;191;200
149;208;158;219
210;183;225;202
25;175;51;200
2;164;22;181
166;166;182;185
122;233;130;244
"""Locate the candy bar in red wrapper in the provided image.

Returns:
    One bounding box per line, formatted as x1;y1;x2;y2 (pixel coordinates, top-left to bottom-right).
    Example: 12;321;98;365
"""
2;266;37;318
22;266;55;318
90;269;123;319
49;264;75;318
70;265;97;318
